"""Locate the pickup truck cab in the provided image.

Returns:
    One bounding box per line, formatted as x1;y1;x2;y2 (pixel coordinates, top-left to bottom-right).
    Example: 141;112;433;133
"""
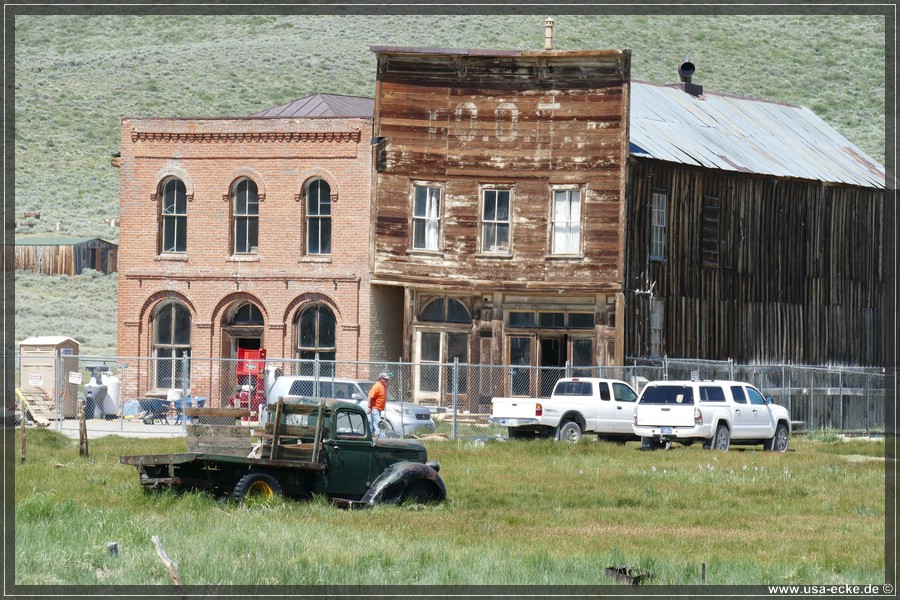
632;380;791;452
489;377;639;442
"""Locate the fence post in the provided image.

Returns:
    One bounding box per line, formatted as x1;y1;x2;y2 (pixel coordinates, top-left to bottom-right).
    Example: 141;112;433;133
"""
663;355;669;380
729;358;734;380
839;367;844;433
397;357;405;437
181;354;189;428
564;360;571;378
55;352;62;432
451;358;459;441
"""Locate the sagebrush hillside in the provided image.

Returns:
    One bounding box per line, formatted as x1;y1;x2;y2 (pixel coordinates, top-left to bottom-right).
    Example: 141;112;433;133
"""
12;13;888;354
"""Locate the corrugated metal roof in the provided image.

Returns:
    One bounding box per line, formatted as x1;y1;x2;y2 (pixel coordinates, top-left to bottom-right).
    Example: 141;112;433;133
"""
629;81;886;189
250;93;374;118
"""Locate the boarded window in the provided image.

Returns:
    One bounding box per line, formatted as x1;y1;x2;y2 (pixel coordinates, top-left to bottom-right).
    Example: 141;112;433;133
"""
650;191;666;260
701;194;721;267
650;299;664;357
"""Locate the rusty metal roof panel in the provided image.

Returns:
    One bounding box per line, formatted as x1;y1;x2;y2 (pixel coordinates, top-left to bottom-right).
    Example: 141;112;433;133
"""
630;81;886;189
251;94;374;118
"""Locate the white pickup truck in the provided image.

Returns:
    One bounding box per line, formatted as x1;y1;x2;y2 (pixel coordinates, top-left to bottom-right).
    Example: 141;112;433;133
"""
632;380;791;452
488;377;640;443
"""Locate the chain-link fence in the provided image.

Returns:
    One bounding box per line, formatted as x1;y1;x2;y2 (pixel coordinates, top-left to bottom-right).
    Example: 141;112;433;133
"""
11;352;890;439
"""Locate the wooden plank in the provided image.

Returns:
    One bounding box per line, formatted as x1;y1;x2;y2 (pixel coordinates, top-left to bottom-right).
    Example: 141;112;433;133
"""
269;398;283;460
185;407;249;418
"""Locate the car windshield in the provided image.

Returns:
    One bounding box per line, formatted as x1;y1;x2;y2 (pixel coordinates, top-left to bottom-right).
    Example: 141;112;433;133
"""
639;385;694;405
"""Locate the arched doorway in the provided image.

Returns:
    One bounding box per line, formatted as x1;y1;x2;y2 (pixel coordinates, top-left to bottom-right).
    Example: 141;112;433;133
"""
221;302;265;358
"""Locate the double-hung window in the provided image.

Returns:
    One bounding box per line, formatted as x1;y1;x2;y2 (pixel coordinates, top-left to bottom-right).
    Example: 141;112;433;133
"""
160;178;187;253
412;185;441;251
233;178;259;254
306;179;332;255
481;189;511;253
551;188;581;255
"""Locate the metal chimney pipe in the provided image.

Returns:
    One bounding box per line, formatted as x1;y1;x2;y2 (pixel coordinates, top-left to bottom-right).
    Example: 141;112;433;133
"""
544;17;555;50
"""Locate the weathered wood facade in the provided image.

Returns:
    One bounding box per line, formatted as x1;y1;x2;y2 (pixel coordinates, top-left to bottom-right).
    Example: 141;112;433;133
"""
370;47;631;400
15;237;118;275
623;80;888;367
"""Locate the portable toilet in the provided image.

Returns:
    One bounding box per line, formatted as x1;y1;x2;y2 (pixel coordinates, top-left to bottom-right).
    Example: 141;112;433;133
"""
18;336;80;418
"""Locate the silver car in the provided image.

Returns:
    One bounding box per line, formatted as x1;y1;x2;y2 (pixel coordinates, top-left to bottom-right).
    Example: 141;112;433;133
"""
266;375;435;436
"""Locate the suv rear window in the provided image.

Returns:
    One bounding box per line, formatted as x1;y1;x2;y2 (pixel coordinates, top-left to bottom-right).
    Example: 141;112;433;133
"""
639;385;694;405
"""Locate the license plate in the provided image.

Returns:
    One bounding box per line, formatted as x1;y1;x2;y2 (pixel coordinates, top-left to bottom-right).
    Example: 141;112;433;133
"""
661;426;673;435
506;419;518;426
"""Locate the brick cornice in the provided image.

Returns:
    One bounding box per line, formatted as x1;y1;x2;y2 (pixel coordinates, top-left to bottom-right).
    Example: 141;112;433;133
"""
131;131;361;144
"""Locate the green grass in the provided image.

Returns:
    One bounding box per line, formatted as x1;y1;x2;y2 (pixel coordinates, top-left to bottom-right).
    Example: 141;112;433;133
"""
14;429;885;586
11;13;887;352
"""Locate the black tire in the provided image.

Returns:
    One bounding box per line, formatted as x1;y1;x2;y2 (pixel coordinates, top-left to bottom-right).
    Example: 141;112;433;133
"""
401;480;438;505
764;423;790;452
232;472;282;503
557;420;582;443
709;423;730;451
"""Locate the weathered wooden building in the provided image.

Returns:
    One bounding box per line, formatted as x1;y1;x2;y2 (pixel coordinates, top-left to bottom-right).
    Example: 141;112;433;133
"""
624;75;889;366
14;236;118;275
369;46;632;402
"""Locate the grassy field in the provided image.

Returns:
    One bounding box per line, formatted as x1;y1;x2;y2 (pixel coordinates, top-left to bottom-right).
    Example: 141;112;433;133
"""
11;11;888;353
13;429;885;587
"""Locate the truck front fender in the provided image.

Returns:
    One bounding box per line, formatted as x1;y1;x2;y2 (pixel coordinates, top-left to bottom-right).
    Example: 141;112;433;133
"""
360;461;446;506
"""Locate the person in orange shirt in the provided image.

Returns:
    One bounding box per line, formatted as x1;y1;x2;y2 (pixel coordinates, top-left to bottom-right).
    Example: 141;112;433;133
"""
367;372;390;438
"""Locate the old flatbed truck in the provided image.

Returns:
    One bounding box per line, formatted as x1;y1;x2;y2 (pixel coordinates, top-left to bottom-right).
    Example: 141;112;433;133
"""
120;396;446;507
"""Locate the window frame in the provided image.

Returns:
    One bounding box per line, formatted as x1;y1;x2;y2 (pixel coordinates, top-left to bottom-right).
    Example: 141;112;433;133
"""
295;303;337;375
550;186;583;256
151;301;191;390
480;187;512;254
411;183;443;252
159;178;187;254
305;178;332;255
232;177;260;255
650;190;667;262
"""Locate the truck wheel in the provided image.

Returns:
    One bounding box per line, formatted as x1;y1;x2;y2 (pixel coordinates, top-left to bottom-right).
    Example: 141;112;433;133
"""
401;481;437;505
232;472;282;503
557;420;582;443
764;423;790;452
709;424;730;451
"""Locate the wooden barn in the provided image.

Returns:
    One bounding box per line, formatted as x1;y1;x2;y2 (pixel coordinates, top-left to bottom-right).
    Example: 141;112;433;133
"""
15;236;118;275
624;69;889;366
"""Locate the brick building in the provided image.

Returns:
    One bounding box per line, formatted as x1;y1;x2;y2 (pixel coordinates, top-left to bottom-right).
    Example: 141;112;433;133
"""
115;94;387;403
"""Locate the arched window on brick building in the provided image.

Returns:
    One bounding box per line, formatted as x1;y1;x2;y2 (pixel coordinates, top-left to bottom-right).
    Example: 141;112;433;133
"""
295;304;336;376
306;179;332;255
160;178;187;253
152;301;191;390
232;178;259;254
